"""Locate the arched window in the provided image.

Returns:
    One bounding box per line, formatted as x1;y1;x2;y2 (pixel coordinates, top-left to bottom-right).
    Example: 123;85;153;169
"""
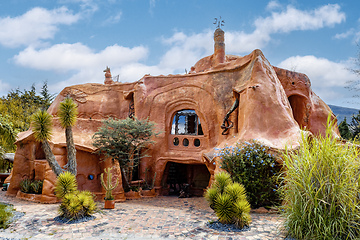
171;109;203;135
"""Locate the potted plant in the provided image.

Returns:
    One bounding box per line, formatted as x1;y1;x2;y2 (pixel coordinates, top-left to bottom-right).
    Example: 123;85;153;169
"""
100;167;119;209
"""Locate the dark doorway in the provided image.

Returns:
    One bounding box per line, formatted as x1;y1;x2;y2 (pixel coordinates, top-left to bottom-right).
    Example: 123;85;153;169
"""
288;95;308;128
163;162;210;196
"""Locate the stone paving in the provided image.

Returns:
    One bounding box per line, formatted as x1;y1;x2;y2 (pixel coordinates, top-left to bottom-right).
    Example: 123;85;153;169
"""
0;191;287;240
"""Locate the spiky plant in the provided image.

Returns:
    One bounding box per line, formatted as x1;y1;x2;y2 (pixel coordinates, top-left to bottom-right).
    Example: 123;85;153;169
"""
58;97;78;175
31;110;63;176
55;171;77;199
205;172;251;228
100;167;119;200
59;190;97;220
280;116;360;239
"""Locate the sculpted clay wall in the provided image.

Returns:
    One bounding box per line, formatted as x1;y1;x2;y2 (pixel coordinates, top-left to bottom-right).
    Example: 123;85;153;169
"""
7;31;339;199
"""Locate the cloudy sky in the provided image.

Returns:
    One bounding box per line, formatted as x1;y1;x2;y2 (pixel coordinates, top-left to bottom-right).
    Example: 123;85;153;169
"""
0;0;360;108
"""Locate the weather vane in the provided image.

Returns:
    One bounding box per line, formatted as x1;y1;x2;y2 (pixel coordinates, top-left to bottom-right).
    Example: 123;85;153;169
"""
213;16;225;29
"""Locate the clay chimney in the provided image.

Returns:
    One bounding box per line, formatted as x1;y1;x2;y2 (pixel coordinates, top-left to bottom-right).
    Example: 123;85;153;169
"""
214;28;225;65
103;66;113;85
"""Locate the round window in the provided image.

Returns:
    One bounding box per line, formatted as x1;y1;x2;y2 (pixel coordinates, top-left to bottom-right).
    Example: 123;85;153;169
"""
183;138;189;147
194;139;201;147
173;137;179;146
88;174;94;180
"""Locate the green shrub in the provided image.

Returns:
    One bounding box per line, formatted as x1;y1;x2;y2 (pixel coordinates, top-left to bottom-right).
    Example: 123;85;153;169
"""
59;190;97;220
0;203;13;229
55;171;77;199
19;178;32;193
30;180;43;194
20;179;43;194
55;172;97;221
218;140;281;208
280;119;360;239
205;172;251;228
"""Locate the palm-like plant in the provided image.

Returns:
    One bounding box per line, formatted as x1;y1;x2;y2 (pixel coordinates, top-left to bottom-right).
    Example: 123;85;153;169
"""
31;110;63;176
58;97;78;175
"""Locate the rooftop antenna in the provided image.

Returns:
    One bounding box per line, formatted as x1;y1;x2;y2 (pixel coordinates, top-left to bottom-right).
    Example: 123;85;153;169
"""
213;16;225;29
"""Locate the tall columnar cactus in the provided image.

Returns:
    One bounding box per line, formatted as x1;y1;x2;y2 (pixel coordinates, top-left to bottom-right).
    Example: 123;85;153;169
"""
100;167;119;200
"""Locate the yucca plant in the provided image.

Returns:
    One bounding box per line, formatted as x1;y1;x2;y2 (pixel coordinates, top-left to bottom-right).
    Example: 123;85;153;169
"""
205;172;251;228
56;172;97;221
31;109;63;176
59;190;96;220
58;97;78;176
280;117;360;239
55;171;77;199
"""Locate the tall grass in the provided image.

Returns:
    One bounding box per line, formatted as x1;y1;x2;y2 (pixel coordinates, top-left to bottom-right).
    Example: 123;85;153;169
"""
280;118;360;239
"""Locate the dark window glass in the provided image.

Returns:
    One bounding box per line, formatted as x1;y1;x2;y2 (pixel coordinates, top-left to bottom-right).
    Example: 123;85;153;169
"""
171;109;204;135
173;137;179;146
183;138;189;146
194;139;201;147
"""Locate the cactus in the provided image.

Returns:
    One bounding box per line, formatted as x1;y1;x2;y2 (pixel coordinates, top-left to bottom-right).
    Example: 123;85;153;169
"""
100;167;119;200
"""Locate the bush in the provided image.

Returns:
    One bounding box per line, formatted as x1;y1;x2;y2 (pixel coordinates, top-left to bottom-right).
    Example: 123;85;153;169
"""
218;140;281;208
20;179;43;194
0;203;13;229
204;172;251;228
59;190;97;220
280;120;360;239
19;178;32;193
55;172;97;221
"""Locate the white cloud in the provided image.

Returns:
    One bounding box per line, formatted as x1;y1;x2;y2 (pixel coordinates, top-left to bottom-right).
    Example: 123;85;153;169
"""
14;43;148;72
0;7;80;48
278;55;358;102
266;1;281;11
334;29;355;39
103;11;122;24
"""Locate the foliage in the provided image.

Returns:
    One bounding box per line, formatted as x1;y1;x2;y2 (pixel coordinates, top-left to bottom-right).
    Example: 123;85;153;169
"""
338;117;353;140
19;178;32;193
92;117;157;189
19;179;43;194
55;171;97;221
58;97;78;175
204;172;251;228
58;97;78;128
100;167;119;200
218;140;281;208
0;83;54;134
0;203;14;229
59;190;97;220
0;116;17;153
31;110;53;141
55;171;78;199
279;118;360;240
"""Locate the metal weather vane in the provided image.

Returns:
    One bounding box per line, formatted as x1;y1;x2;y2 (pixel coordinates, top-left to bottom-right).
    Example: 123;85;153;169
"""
213;16;225;29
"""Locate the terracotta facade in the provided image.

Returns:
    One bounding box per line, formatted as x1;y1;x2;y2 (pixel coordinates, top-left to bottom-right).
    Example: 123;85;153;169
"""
6;29;339;202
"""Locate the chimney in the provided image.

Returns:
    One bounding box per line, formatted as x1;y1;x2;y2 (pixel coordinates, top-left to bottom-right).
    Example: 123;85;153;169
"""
103;66;113;85
214;28;225;65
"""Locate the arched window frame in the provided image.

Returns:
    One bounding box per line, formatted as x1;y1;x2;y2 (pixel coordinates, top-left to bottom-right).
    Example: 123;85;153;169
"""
171;109;204;135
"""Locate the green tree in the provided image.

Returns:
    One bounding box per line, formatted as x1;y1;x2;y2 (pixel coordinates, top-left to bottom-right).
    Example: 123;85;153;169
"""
349;111;360;140
0;116;17;153
92;117;157;190
31;110;63;176
58;98;78;175
338;117;353;140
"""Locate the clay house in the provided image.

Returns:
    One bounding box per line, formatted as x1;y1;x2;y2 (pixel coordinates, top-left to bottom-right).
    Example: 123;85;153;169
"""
6;27;338;202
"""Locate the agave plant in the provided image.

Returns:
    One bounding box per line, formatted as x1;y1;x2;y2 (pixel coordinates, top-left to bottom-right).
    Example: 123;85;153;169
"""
58;97;78;175
205;172;251;228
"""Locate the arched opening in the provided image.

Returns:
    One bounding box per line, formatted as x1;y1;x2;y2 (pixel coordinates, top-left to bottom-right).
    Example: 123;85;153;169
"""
162;162;210;197
171;109;203;135
288;95;308;128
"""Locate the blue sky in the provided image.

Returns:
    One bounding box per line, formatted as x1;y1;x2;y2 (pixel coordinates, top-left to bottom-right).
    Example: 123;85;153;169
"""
0;0;360;108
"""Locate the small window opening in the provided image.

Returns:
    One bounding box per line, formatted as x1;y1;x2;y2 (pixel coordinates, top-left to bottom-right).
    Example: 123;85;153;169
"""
171;109;203;135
